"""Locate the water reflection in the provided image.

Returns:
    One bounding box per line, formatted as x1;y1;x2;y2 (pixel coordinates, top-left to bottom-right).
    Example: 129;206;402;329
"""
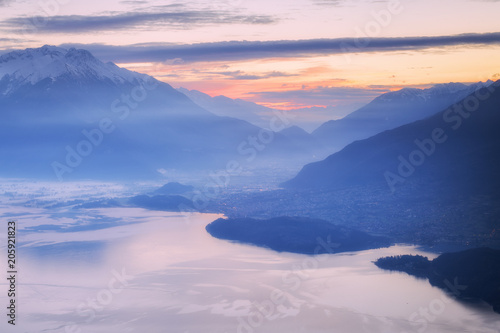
4;208;500;333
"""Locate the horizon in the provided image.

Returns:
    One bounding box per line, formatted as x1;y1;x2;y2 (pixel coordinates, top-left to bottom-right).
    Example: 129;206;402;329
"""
1;0;499;115
2;43;495;133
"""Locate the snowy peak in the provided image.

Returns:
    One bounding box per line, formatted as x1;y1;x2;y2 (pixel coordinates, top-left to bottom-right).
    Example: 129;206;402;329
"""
0;45;65;63
377;81;491;103
0;45;151;88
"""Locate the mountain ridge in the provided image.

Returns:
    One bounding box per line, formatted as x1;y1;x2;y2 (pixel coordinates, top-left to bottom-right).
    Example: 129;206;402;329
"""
283;80;500;193
312;81;493;153
0;45;310;180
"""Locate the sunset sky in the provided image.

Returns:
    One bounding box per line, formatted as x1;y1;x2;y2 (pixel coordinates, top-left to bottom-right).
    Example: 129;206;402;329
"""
1;0;500;115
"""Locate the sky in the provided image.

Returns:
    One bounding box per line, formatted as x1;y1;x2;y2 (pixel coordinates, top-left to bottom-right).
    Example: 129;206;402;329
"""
0;0;500;115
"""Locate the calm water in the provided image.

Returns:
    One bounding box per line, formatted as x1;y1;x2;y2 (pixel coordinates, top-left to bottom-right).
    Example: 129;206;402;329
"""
1;206;499;333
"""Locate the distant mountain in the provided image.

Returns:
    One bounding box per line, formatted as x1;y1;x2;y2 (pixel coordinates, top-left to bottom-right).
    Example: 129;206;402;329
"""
278;125;325;156
284;80;500;194
153;182;194;195
129;194;194;211
313;81;492;152
375;248;500;314
206;216;393;254
0;46;309;180
212;82;500;247
177;88;270;127
177;87;350;133
279;125;312;139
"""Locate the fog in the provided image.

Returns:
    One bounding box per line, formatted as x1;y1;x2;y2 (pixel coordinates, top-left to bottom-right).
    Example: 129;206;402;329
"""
0;183;498;333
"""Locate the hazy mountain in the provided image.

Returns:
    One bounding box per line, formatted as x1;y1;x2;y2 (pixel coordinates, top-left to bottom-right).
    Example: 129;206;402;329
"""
278;125;326;156
129;194;194;211
283;81;500;195
177;87;351;133
212;82;500;247
0;46;309;180
177;87;270;127
313;81;493;152
153;182;194;195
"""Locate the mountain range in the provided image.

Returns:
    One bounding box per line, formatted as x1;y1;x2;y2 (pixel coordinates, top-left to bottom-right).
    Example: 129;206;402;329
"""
2;45;497;192
283;80;500;194
312;81;492;153
177;87;350;132
0;45;311;180
211;81;500;247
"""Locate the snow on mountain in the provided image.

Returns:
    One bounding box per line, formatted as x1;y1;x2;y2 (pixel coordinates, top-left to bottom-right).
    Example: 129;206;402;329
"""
0;45;150;94
0;45;317;180
312;80;495;154
377;82;492;103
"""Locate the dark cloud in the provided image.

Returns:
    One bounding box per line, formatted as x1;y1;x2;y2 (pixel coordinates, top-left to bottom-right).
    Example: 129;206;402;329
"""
53;32;500;64
0;6;276;33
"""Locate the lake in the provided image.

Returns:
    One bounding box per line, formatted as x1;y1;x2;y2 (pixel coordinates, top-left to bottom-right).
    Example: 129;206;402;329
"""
1;204;499;333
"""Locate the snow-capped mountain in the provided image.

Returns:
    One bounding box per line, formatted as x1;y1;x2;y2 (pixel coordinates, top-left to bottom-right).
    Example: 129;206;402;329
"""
0;45;151;96
0;45;309;181
0;44;202;120
377;82;491;103
312;81;493;154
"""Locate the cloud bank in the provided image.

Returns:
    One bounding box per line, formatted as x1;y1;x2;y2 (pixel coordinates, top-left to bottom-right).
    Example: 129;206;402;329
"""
48;32;500;64
0;5;276;33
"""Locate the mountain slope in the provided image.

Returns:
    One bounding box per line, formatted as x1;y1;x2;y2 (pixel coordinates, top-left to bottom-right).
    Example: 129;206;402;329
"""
279;125;325;156
312;82;492;152
177;87;351;133
283;81;500;195
177;87;270;127
0;46;308;180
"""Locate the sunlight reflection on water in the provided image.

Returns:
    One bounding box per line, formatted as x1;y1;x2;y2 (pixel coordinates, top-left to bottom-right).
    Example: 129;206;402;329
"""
2;208;499;333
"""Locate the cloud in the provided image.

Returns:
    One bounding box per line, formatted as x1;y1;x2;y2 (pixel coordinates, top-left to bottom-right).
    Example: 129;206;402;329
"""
208;70;298;80
247;86;390;105
0;6;276;33
53;32;500;64
0;0;14;6
313;0;348;6
0;38;22;42
312;0;392;6
120;0;149;4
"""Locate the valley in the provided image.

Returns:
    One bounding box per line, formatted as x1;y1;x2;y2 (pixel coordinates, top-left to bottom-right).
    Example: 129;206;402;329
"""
1;42;500;333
